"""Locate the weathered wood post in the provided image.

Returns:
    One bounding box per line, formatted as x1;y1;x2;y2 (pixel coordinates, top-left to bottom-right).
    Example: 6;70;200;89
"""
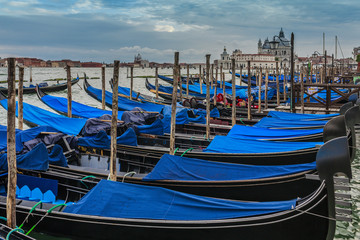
130;66;134;100
300;71;304;114
29;66;32;83
186;65;189;96
178;66;182;102
231;58;236;126
324;50;327;83
222;72;226;101
18;66;24;130
265;68;269;109
169;52;179;155
101;65;106;110
206;54;211;139
239;65;243;86
7;58;17;228
290;32;295;113
220;64;223;89
155;66;159;99
110;60;120;181
66;64;72;118
211;64;214;89
199;65;203;94
276;61;280;106
258;67;262;113
283;68;287;101
214;67;218;105
247;61;252;120
332;54;335;82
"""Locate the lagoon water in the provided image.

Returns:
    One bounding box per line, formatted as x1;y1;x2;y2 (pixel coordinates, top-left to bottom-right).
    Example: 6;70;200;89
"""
0;67;359;239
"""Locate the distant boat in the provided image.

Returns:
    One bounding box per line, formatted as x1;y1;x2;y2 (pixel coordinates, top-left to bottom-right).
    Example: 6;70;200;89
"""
0;77;80;94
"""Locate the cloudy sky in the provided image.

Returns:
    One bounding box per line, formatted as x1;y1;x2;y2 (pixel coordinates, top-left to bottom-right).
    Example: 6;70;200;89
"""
0;0;359;63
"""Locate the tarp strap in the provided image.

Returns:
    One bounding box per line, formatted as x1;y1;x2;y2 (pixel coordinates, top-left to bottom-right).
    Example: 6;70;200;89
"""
19;201;43;229
80;175;97;189
181;148;193;157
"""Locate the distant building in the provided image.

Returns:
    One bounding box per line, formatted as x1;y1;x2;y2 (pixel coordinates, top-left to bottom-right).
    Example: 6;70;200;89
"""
258;28;292;68
81;62;103;68
134;53;149;68
215;47;277;70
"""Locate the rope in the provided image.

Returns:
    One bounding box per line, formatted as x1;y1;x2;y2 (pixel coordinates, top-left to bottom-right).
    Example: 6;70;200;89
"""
80;175;97;189
122;172;137;182
174;147;179;154
19;201;43;229
25;204;66;236
6;228;25;240
181;148;193;157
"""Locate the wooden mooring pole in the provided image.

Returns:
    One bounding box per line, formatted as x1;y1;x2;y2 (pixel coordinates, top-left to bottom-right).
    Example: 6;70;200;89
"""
7;58;17;228
276;62;280;106
247;61;252;120
169;52;179;155
214;67;218;106
231;58;236;126
290;32;295;113
110;60;120;181
300;71;304;113
18;66;24;130
66;64;72;118
101;65;106;110
199;65;202;94
265;68;269;109
283;68;287;101
239;66;243;86
29;66;32;83
206;54;211;139
130;66;134;100
258;67;262;113
186;65;189;96
155;66;159;99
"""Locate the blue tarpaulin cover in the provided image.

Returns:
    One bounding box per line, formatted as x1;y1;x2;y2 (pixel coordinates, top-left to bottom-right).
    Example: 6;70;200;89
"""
41;94;121;119
118;86;144;100
133;119;164;135
0;143;49;171
267;111;338;120
0;99;87;135
48;144;68;167
161;105;205;133
77;128;137;148
204;136;322;153
64;180;297;220
143;154;316;181
254;117;328;129
86;84;164;112
0;125;59;152
227;125;323;140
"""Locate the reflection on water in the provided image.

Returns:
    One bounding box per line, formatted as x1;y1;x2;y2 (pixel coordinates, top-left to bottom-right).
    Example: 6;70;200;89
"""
0;67;359;239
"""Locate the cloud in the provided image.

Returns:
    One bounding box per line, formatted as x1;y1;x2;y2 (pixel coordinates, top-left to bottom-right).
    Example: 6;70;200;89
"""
0;0;359;62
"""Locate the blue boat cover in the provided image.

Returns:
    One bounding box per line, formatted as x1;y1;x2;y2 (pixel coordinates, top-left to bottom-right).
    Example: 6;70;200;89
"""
267;111;338;120
86;84;164;112
161;105;205;133
64;180;297;220
0;143;49;171
48;144;68;167
41;94;121;119
118;86;144;100
227;125;323;140
133;119;164;135
254;117;328;129
0;125;59;152
143;154;316;181
204;136;322;153
77;128;137;148
0;99;87;136
192;108;220;118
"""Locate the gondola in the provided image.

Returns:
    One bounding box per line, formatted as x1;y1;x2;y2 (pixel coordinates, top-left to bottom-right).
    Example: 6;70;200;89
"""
0;137;352;240
2;89;357;166
0;77;80;94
